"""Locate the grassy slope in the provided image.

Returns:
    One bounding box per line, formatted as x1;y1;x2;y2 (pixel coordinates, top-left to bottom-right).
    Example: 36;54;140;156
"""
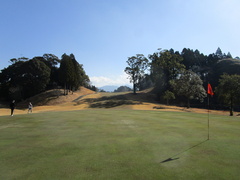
0;110;239;179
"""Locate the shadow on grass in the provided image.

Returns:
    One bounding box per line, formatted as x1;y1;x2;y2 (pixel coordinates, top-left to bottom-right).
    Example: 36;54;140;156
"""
74;92;157;108
161;139;209;163
17;89;63;108
75;94;142;108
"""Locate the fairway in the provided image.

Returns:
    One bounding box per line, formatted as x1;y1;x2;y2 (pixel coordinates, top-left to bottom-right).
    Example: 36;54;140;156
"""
0;110;240;179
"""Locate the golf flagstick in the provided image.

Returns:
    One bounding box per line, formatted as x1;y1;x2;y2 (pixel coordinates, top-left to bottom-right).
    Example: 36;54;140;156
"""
208;95;210;140
207;83;214;140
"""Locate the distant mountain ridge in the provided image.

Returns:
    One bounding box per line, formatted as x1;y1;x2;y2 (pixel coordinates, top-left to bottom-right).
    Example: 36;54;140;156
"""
99;86;118;92
99;85;132;92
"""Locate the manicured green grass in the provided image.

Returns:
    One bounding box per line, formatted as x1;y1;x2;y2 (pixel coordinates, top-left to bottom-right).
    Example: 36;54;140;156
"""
0;110;240;179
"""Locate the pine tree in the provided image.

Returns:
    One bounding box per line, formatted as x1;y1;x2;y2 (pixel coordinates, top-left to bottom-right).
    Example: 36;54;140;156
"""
215;47;223;59
226;52;232;58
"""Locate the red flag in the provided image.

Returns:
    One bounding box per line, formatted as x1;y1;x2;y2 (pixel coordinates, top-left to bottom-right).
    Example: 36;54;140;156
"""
207;83;214;96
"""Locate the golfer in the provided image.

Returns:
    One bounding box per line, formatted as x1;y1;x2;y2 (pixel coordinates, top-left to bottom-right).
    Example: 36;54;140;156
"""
28;102;33;113
10;100;15;116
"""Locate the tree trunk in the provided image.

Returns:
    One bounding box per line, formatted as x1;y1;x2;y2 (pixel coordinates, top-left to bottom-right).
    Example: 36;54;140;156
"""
187;98;190;109
64;83;66;95
133;83;137;94
230;98;233;116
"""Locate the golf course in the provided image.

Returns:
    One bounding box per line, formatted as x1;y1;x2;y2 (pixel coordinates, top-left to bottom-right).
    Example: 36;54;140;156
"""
0;88;240;179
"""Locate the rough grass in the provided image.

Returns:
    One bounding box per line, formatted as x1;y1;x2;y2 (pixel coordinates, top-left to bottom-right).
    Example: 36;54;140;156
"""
0;110;239;179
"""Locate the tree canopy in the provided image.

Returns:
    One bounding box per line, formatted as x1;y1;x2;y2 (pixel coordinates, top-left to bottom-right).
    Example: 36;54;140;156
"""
1;46;239;113
149;49;185;93
0;58;50;100
125;47;240;111
124;54;148;94
0;53;90;101
216;74;240;116
170;70;207;108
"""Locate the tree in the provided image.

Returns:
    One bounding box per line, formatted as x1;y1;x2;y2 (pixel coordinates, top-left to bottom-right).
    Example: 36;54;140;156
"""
181;48;208;82
70;54;89;89
70;54;81;91
216;74;240;116
42;54;61;67
226;52;232;58
163;90;175;105
114;86;132;92
59;54;75;95
0;58;50;100
125;54;148;94
138;74;154;90
216;47;223;59
21;59;51;98
149;49;185;93
0;53;90;100
208;58;240;89
9;57;29;64
171;70;207;108
42;54;61;88
181;48;195;69
59;53;89;95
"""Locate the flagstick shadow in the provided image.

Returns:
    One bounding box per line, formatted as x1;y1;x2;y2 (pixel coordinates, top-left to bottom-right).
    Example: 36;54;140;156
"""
160;139;209;163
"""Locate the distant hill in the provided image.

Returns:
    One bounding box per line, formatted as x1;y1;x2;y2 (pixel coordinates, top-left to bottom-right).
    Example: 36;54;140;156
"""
99;86;119;92
114;86;132;92
99;85;132;92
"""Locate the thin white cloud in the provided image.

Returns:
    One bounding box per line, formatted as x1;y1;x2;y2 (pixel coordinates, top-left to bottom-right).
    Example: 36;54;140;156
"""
90;71;131;87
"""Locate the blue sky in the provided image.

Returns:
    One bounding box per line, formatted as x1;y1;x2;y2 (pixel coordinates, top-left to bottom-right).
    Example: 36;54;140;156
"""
0;0;239;87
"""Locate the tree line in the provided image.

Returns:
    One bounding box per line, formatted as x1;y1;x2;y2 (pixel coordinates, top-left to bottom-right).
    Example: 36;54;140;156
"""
125;47;240;115
0;53;95;101
1;47;239;115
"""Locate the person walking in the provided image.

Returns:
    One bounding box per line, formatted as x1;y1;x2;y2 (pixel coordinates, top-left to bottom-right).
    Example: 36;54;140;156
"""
10;100;15;116
28;102;33;113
